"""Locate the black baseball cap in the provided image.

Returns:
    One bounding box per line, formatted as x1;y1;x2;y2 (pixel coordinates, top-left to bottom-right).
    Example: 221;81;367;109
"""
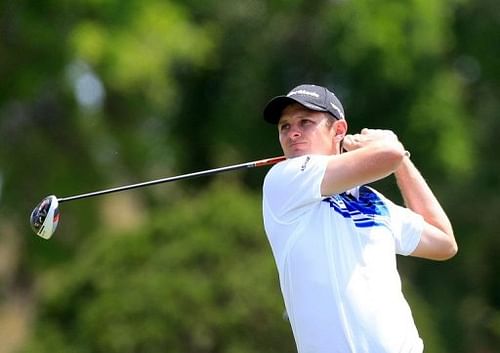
263;84;345;124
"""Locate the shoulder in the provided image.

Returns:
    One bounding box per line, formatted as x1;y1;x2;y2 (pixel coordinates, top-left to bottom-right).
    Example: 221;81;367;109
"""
265;155;330;181
263;155;332;221
264;155;330;196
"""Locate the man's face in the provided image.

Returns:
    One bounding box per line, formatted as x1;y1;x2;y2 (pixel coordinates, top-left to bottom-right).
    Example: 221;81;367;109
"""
278;103;337;158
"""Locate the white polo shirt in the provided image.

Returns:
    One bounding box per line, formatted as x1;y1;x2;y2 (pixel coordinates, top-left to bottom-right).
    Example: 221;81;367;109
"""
262;155;424;353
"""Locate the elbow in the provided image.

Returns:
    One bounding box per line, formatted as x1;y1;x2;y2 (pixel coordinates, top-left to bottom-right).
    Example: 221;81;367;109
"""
447;241;459;259
437;240;459;261
442;229;459;260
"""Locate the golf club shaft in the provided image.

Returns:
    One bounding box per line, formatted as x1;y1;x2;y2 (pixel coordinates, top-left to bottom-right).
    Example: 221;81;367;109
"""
57;156;286;203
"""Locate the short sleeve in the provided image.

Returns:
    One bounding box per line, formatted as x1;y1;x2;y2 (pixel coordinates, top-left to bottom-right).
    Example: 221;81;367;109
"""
263;155;329;223
384;197;424;255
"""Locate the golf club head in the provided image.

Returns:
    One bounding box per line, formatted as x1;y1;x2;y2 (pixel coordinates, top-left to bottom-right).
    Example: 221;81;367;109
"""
30;195;60;239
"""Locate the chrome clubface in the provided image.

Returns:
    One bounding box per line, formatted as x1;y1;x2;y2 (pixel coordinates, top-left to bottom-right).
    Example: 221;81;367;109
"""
30;195;60;239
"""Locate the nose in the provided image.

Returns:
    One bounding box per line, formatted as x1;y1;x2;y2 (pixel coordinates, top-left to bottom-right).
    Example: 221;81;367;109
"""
287;126;301;140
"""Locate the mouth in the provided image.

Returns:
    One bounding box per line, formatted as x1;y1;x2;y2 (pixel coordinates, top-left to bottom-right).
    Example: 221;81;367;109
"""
289;141;307;148
285;141;309;157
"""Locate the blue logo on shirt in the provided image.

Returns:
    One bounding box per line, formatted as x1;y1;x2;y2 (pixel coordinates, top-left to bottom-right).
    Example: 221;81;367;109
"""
322;186;389;228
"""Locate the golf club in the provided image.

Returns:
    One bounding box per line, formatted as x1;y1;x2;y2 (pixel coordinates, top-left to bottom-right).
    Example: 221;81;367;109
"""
30;156;286;240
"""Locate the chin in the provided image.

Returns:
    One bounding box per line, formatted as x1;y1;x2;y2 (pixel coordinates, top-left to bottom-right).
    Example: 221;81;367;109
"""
287;150;308;158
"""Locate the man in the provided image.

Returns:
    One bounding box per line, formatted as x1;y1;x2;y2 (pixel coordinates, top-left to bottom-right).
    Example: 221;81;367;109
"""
261;84;457;353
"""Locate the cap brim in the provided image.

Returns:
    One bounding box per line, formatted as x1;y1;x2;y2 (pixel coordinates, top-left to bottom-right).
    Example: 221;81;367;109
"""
263;96;328;124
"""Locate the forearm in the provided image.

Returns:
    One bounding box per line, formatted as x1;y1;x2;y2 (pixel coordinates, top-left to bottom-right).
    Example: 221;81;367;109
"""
394;157;454;236
322;140;405;195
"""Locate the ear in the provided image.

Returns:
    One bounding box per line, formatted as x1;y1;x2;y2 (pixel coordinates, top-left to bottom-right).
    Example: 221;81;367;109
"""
332;119;348;141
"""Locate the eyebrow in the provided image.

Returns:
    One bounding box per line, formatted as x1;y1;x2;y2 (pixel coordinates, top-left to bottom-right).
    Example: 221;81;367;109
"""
279;112;319;124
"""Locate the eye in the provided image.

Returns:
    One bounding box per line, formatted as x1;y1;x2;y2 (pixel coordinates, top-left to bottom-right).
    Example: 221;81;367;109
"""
279;123;290;131
300;119;314;126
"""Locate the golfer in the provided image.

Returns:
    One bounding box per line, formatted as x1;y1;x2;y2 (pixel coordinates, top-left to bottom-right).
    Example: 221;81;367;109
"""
262;84;457;353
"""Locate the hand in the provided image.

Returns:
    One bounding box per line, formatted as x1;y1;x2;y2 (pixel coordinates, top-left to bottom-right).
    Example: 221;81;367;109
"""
342;128;402;152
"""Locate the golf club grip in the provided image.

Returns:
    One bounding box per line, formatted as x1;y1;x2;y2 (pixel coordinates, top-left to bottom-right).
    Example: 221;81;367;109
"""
252;156;287;167
57;156;286;203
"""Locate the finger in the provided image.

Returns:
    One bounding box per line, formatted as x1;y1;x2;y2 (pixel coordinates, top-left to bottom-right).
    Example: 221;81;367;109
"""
346;134;359;144
352;134;363;142
343;135;354;145
342;135;355;150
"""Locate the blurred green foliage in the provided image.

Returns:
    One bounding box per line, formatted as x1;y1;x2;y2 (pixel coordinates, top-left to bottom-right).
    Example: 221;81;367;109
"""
21;182;294;353
0;0;498;352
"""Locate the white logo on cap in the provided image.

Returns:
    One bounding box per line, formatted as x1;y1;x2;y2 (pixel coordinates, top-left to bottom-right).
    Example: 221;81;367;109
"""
330;102;345;119
288;90;319;98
